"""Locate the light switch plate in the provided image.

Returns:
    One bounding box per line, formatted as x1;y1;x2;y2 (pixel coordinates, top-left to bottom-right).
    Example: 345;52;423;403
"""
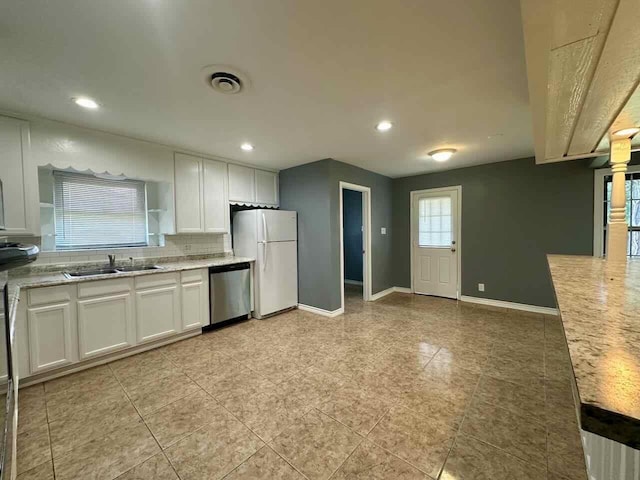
478;283;485;292
381;227;386;235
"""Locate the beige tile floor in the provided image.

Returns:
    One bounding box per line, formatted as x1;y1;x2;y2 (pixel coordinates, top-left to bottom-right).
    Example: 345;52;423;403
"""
17;286;588;480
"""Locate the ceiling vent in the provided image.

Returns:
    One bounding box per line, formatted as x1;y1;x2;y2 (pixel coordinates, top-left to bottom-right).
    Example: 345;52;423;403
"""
202;65;250;95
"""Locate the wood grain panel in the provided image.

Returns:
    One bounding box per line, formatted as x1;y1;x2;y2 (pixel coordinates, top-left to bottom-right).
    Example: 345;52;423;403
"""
568;0;640;155
544;0;618;160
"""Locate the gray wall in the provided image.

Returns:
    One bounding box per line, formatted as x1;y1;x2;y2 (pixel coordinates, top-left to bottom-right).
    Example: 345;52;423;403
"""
392;157;595;307
279;160;333;310
280;159;394;311
343;190;363;282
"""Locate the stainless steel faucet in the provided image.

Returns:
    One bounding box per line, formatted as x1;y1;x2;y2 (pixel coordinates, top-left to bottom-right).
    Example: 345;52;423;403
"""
108;254;116;268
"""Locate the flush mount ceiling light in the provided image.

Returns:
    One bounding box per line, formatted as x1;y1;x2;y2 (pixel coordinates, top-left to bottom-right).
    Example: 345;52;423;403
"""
612;127;640;138
428;148;457;162
73;97;99;109
375;120;393;132
241;143;254;152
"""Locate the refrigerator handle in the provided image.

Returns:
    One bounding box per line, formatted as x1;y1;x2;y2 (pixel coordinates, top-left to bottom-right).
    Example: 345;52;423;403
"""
261;212;268;242
261;241;267;271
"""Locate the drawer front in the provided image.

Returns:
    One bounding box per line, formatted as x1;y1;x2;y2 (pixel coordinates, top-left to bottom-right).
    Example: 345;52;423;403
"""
28;285;73;307
135;272;179;290
78;278;132;299
181;269;206;284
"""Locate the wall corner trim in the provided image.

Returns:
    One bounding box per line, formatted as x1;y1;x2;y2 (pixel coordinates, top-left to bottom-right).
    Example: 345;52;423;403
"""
459;295;558;316
370;286;412;301
297;304;344;318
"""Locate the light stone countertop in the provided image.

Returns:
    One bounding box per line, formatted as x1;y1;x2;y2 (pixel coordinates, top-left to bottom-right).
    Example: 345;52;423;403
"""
6;254;254;327
547;254;640;448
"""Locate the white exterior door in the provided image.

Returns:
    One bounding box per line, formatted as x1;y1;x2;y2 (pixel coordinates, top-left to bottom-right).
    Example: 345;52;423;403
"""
412;188;459;299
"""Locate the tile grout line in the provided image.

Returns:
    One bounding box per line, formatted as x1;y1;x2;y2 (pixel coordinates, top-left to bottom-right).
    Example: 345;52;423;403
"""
434;356;486;480
106;362;173;480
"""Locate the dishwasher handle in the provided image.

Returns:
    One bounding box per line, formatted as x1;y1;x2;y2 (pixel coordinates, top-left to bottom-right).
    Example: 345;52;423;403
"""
209;262;251;274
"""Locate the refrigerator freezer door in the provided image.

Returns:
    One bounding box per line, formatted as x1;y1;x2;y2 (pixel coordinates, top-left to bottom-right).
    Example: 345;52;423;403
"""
256;240;298;317
257;210;297;243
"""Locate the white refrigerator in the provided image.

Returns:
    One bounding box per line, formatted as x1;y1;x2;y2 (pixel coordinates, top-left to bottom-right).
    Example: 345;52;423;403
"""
232;210;298;318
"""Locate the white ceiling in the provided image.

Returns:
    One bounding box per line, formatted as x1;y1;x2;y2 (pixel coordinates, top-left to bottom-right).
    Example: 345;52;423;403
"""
0;0;533;178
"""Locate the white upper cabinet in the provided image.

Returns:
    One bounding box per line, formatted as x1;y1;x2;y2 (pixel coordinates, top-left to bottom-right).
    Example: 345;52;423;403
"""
174;153;204;233
255;170;279;206
202;159;229;233
228;164;278;206
0;115;36;235
228;164;256;204
174;153;229;234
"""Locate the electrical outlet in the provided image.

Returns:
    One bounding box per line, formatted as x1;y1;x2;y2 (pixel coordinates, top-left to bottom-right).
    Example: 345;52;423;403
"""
381;227;387;235
184;244;192;252
478;283;485;292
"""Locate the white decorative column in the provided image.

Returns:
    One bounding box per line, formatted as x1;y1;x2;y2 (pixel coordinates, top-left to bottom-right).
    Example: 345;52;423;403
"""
606;138;631;261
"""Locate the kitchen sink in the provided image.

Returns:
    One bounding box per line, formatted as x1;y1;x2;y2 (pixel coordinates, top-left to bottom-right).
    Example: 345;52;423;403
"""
115;265;163;272
63;265;163;278
64;268;119;278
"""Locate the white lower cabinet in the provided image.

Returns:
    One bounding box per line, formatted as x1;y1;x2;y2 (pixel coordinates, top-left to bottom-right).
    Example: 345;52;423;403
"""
181;269;209;330
77;292;135;359
26;285;77;374
135;273;181;343
16;269;211;379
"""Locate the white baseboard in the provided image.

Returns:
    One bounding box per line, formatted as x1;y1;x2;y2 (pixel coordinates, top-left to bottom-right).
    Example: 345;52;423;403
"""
460;295;558;316
298;304;344;317
344;279;363;286
394;287;412;294
370;286;413;301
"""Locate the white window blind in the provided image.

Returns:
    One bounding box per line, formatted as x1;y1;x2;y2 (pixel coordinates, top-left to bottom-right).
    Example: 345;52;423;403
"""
54;171;148;250
418;196;452;247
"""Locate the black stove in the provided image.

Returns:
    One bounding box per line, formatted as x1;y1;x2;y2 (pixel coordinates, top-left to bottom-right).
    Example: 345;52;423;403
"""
0;242;39;272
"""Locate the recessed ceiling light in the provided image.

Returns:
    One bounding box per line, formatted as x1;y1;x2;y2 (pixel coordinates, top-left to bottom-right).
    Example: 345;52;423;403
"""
428;148;457;162
73;97;99;109
612;127;640;138
241;143;254;152
375;121;393;132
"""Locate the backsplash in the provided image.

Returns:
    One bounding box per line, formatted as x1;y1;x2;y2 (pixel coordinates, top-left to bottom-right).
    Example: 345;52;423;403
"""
7;233;231;266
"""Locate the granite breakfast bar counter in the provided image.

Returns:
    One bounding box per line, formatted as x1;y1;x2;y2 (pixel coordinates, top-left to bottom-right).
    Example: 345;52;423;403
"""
547;254;640;451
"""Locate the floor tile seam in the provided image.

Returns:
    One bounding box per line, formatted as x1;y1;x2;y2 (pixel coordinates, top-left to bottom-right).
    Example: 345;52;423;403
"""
218;446;265;480
106;362;149;424
460;430;548;471
437;366;484;479
324;432;364;480
362;402;435;469
139;386;220;424
363;428;436;478
110;361;184;389
17;430;53;479
265;444;313;480
110;444;159;480
210;394;269;448
133;383;209;419
265;407;351;480
469;389;549;430
141;407;223;453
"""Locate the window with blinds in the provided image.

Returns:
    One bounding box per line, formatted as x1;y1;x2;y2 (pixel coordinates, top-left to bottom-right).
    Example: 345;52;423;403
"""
54;171;148;250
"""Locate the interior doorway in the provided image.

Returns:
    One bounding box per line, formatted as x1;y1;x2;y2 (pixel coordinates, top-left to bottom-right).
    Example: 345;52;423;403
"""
410;186;461;299
339;182;371;312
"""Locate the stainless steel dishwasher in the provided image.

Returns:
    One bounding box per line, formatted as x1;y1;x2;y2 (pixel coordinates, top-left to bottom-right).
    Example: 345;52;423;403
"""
209;262;251;326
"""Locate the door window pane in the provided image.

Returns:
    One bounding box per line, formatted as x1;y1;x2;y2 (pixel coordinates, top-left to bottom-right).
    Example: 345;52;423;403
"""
418;196;452;247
